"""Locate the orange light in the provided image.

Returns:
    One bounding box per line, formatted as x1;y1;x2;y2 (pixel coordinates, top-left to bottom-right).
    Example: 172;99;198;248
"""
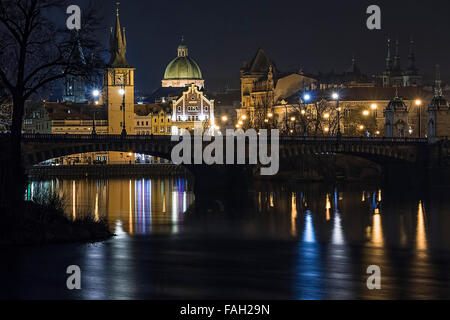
415;99;422;106
363;110;370;116
371;104;378;110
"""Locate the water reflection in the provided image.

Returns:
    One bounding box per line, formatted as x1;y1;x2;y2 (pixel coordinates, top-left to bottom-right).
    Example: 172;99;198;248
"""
20;179;450;299
26;178;194;235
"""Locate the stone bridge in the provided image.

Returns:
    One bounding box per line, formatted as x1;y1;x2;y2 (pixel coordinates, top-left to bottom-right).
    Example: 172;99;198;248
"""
1;133;448;208
6;134;429;167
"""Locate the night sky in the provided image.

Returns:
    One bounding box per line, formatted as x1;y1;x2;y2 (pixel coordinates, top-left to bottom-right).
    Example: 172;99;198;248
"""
78;0;450;93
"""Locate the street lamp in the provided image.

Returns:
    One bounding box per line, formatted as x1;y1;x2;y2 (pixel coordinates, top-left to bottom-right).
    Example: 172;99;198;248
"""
416;99;423;137
221;116;228;122
332;92;341;139
92;90;100;135
119;87;127;137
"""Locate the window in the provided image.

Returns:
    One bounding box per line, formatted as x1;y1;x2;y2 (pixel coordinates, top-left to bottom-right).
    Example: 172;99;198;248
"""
167;127;171;133
146;121;149;126
204;107;208;111
178;106;182;112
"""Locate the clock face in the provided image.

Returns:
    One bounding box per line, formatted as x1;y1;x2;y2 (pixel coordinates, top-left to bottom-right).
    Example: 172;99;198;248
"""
116;74;124;85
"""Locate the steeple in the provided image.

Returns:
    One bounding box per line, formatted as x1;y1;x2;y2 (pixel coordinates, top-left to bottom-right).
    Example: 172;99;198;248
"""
435;64;442;97
393;38;401;71
385;38;392;71
109;3;130;67
408;37;416;71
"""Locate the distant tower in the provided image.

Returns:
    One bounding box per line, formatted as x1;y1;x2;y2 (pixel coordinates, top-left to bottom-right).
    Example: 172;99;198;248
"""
428;65;449;143
405;37;422;86
63;34;87;103
384;87;408;137
103;3;135;135
390;39;404;87
382;39;392;87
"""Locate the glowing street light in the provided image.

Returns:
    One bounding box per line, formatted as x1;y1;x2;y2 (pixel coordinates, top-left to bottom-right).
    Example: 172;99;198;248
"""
332;92;342;138
290;117;296;122
323;113;330;119
363;110;370;117
241;115;247;120
301;109;306;115
268;113;274;118
118;88;125;96
221;116;228;122
415;99;422;106
93;89;100;97
238;120;243;125
359;125;365;131
303;94;311;102
371;103;378;110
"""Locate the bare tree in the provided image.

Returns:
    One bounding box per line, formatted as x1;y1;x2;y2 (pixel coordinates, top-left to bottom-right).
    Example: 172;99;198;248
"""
0;0;104;213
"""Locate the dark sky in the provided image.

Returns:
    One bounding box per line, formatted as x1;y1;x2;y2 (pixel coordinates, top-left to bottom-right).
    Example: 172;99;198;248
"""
78;0;450;93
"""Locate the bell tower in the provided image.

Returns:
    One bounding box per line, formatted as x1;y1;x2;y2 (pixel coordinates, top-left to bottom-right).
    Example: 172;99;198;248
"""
103;3;135;135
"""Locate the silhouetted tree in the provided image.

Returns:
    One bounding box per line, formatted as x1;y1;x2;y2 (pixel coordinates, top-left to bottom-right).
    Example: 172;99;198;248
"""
0;0;104;214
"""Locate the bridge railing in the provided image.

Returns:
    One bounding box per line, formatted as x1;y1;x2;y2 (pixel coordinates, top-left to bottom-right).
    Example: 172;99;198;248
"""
0;133;428;145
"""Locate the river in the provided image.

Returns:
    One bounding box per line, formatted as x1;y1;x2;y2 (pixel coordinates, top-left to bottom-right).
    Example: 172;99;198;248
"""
1;177;450;300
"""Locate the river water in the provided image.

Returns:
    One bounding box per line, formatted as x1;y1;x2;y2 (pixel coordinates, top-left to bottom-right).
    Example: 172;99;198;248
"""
2;177;450;300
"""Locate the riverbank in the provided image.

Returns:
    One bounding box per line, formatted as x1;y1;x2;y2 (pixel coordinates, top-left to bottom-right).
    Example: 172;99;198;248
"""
27;164;189;179
0;201;113;246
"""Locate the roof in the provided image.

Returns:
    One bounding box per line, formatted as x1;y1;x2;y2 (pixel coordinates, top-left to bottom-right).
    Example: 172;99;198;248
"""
164;56;202;80
242;48;278;76
44;102;107;121
146;87;190;103
134;103;172;117
332;87;434;102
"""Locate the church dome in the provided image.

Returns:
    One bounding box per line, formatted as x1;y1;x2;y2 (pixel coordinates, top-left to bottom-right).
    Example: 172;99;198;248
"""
163;44;203;80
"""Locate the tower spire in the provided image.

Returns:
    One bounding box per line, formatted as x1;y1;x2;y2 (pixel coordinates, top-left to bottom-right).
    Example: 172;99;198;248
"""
435;64;442;96
408;36;416;70
109;2;129;67
386;38;392;71
393;38;401;70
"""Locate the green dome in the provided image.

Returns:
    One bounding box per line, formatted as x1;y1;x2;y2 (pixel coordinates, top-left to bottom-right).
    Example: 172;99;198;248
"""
164;56;203;80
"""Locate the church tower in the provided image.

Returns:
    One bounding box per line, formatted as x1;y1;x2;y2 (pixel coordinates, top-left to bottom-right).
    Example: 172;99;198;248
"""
103;4;135;135
428;65;449;143
384;87;409;138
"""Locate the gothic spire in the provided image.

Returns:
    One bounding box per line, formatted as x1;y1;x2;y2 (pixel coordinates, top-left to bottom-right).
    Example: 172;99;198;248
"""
435;64;442;97
408;36;416;70
109;3;130;67
393;38;401;71
385;38;392;71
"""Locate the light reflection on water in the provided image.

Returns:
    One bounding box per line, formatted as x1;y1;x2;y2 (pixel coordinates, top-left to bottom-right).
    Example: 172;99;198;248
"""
26;178;194;235
20;178;450;299
24;178;448;251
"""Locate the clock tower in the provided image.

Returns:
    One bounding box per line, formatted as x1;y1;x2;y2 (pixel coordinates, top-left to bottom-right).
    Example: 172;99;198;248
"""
103;5;135;135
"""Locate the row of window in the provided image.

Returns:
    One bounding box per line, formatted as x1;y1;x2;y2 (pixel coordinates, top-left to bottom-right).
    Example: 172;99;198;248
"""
136;126;172;134
176;115;209;121
177;106;209;112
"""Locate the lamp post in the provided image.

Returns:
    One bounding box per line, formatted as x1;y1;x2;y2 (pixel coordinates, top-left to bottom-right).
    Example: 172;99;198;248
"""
415;99;422;138
302;93;311;136
119;87;126;137
332;92;341;139
92;90;100;135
